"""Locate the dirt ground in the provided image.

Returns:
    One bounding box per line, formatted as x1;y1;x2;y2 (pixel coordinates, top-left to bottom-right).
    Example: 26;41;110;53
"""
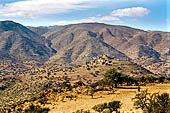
48;83;170;113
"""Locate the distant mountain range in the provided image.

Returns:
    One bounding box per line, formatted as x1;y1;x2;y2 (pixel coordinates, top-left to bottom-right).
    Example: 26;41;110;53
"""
27;25;60;36
0;21;169;75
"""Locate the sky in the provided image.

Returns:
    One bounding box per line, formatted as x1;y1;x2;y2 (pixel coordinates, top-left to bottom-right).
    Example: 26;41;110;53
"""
0;0;169;32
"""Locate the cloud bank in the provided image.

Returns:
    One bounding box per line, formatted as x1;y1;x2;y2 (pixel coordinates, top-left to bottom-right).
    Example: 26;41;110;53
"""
0;0;109;18
0;0;149;19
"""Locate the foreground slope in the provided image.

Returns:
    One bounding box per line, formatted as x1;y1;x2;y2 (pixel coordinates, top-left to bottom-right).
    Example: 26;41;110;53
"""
0;55;153;107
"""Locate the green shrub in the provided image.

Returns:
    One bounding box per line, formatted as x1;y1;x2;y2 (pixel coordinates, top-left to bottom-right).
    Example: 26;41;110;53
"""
92;101;121;112
92;103;107;112
107;101;121;112
102;108;111;113
74;109;91;113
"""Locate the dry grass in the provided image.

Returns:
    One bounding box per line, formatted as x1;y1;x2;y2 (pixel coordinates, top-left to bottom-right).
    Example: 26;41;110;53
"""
49;83;170;113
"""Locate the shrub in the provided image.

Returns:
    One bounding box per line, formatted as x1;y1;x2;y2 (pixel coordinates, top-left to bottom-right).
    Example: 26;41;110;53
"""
92;101;121;113
74;109;91;113
38;97;48;104
107;101;121;112
166;76;170;81
102;108;111;113
92;103;107;112
158;77;165;83
73;81;85;88
24;104;49;113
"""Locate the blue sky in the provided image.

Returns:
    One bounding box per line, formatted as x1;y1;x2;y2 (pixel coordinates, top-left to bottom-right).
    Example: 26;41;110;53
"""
0;0;169;31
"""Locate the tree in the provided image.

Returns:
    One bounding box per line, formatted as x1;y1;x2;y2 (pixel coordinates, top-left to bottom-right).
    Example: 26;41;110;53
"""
132;90;157;113
104;68;122;88
132;90;170;113
158;76;165;83
88;86;95;99
154;93;170;113
139;76;147;84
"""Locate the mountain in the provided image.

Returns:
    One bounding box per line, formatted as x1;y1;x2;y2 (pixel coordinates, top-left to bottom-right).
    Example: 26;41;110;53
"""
27;26;50;36
0;21;169;75
44;23;169;64
44;23;130;64
43;23;170;75
27;25;60;36
0;21;56;63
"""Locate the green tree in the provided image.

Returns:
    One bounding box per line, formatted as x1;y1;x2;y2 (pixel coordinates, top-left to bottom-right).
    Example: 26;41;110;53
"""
132;90;157;113
104;68;122;88
154;93;170;113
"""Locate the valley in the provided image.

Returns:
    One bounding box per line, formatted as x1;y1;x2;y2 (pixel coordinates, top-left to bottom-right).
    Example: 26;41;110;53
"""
0;21;169;113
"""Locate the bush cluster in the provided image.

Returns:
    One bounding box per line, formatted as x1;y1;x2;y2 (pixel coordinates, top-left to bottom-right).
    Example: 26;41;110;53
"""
92;101;121;113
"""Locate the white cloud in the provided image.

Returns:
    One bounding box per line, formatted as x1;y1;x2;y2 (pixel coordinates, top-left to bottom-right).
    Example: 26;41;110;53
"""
0;0;150;18
53;7;149;25
111;7;149;17
0;0;109;18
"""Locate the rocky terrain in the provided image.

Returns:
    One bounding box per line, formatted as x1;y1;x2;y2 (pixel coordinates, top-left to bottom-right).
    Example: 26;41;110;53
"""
0;21;56;63
43;23;170;75
0;55;154;107
43;23;169;64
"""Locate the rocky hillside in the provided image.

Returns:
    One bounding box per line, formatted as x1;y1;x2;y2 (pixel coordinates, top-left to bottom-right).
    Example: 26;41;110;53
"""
44;23;170;63
0;21;56;63
44;23;133;64
44;23;170;75
0;21;169;75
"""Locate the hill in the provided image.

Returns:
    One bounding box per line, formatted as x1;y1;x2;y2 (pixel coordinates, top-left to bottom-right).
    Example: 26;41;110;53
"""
0;21;56;63
0;55;154;107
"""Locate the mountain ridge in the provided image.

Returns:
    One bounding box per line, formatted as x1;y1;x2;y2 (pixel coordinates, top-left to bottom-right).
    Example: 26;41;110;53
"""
0;21;169;75
0;21;56;63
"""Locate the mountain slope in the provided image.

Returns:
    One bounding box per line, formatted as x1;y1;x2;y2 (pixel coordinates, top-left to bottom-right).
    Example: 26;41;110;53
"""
0;21;56;63
44;24;130;64
44;23;169;64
